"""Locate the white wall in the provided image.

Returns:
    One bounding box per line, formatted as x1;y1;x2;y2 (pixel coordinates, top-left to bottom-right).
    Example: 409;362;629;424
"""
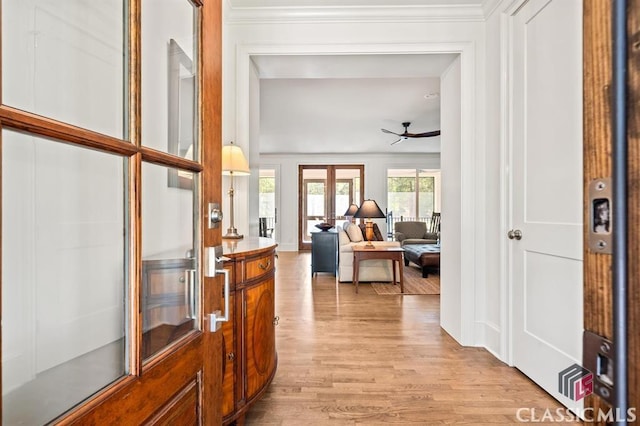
259;152;440;251
439;57;463;342
481;2;506;358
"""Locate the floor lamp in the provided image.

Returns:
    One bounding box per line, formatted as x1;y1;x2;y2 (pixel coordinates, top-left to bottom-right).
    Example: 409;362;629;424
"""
222;141;250;239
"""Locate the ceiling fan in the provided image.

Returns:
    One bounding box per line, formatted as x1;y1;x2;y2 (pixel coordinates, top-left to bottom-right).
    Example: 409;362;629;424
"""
381;122;441;145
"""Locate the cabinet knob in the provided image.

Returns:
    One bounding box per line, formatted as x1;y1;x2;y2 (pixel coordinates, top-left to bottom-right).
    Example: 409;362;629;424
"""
259;259;271;270
273;316;280;326
227;352;235;361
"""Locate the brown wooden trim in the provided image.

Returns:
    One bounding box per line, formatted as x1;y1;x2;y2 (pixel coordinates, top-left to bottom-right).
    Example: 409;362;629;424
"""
0;105;138;156
130;152;142;377
129;0;141;148
583;2;613;420
201;0;224;425
140;146;204;172
55;335;204;425
127;0;142;380
583;0;613;356
583;1;640;420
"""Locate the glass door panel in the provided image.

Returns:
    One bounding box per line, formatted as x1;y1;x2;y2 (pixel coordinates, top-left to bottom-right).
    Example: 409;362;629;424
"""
141;0;197;162
335;168;361;223
2;0;126;138
141;162;197;361
259;169;276;238
298;165;363;250
301;168;327;244
2;130;127;425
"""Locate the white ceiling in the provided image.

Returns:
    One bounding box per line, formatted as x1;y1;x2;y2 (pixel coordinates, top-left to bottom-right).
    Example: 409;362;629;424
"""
232;1;470;155
254;54;457;154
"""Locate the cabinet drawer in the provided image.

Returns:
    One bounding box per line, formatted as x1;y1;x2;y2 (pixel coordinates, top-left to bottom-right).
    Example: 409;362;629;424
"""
245;254;274;281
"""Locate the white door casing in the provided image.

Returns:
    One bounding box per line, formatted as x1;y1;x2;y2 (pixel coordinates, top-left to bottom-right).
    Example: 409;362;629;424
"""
509;0;584;411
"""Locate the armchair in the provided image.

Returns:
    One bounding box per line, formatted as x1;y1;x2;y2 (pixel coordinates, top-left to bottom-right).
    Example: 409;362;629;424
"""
394;213;440;246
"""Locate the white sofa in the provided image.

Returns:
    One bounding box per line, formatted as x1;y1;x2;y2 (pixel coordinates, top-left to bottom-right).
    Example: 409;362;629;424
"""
337;222;401;282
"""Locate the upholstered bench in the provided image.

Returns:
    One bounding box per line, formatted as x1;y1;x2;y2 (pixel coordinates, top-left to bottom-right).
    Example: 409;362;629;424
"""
402;244;440;278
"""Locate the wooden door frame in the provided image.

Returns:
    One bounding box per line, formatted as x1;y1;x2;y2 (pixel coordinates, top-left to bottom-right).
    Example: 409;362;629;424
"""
297;164;364;251
583;1;639;422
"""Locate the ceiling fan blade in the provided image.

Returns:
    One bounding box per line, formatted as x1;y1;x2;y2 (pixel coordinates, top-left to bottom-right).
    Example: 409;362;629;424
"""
406;130;441;138
390;138;403;145
381;128;401;136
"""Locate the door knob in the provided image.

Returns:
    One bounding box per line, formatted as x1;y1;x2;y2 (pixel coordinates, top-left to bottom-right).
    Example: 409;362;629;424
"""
508;229;523;240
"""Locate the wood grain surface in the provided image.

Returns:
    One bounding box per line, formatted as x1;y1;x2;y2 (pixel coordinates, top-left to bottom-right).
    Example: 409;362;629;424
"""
583;1;639;421
244;252;563;424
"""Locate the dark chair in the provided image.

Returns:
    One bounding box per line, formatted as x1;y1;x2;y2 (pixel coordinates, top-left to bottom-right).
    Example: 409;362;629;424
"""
428;212;441;235
259;217;274;238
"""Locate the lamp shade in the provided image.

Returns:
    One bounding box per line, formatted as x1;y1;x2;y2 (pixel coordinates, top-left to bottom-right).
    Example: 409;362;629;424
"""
343;203;359;217
353;199;385;219
221;142;250;175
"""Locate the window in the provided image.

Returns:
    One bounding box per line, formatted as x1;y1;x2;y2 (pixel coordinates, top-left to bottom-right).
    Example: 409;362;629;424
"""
387;169;441;222
259;169;276;238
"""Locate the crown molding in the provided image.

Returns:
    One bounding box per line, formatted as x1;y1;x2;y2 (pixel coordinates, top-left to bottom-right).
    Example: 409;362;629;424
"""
224;3;487;24
481;0;504;18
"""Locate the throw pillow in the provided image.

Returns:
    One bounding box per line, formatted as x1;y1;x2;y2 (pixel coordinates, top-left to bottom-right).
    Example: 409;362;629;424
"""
345;223;364;242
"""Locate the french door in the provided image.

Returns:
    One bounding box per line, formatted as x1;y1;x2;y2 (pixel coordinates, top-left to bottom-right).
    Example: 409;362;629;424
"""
298;165;363;250
1;0;224;424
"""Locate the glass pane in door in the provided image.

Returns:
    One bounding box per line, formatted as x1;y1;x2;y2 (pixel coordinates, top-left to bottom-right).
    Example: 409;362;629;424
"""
141;0;198;162
2;130;127;425
335;168;361;223
2;0;126;138
141;162;197;361
301;168;327;243
259;169;276;238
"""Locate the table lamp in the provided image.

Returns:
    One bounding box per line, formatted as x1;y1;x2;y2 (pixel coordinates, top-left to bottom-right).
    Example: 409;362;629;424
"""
353;199;385;248
343;203;359;223
222;141;250;239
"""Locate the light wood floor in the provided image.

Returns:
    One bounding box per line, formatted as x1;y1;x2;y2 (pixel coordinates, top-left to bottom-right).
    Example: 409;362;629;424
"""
244;251;564;425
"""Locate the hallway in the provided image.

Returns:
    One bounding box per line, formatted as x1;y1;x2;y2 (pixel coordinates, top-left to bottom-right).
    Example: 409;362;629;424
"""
244;252;562;424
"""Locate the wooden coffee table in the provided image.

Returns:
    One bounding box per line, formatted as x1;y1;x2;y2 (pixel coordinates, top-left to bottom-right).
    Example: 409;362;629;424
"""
352;246;405;293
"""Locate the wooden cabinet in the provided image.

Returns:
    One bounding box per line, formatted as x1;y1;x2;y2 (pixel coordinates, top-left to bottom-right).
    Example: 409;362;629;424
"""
311;230;338;276
220;239;278;424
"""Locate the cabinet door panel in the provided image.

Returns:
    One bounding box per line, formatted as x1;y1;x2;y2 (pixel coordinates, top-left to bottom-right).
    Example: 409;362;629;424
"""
245;277;276;398
143;377;199;425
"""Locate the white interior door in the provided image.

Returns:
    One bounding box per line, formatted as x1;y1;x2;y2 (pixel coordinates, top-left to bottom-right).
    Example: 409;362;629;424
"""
510;0;584;411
